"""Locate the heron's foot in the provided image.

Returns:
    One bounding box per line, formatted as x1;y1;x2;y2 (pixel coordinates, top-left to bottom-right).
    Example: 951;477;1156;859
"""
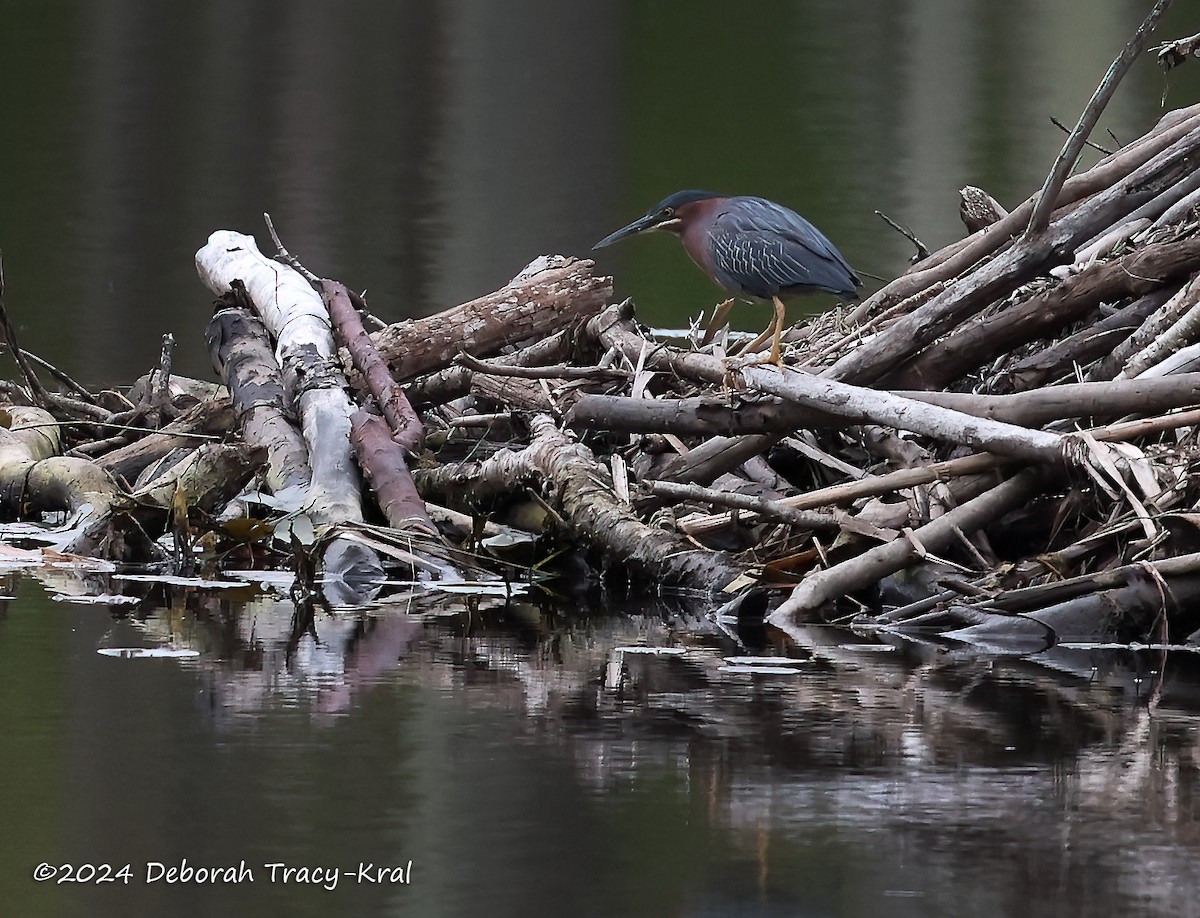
735;348;786;369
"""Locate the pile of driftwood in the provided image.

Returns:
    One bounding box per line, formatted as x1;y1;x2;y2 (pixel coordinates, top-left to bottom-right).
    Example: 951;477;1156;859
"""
6;23;1200;644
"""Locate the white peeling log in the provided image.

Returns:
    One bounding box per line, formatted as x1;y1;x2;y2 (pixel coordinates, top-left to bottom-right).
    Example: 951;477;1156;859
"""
195;230;363;528
739;366;1065;465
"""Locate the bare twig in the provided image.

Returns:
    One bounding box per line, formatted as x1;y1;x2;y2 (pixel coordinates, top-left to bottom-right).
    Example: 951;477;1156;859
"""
875;210;929;262
1159;32;1200;72
0;252;53;408
19;350;100;404
1026;0;1175;236
263;212;320;284
455;350;630;381
1050;115;1114;155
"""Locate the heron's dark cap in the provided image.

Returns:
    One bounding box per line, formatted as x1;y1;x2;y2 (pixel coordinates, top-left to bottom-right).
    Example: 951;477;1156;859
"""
648;190;725;211
593;190;728;249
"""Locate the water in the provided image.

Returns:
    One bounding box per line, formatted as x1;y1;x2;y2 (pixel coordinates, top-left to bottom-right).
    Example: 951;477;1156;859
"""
4;576;1200;917
4;1;1200;915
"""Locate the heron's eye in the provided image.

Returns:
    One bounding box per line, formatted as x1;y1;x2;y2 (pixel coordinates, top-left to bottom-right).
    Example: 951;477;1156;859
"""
660;207;674;218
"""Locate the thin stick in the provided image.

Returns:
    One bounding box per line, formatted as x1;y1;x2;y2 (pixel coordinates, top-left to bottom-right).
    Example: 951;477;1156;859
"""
1026;0;1175;236
642;478;897;540
19;349;99;404
1049;115;1114;155
263;212;320;284
875;210;929;261
0;252;52;408
455;350;631;381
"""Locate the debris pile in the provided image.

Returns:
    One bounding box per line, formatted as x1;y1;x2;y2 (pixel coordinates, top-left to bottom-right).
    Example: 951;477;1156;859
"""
5;89;1200;646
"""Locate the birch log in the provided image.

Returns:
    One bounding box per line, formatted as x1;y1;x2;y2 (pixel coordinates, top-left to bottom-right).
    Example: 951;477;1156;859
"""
195;230;382;595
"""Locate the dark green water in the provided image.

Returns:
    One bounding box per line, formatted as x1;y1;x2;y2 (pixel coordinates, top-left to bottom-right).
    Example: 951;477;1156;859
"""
4;575;1200;917
3;2;1200;916
2;1;1199;382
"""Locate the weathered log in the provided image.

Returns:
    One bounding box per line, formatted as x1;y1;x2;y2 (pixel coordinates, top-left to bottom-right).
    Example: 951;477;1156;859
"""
94;398;237;486
570;369;1200;435
845;105;1200;324
589;300;1073;465
364;256;611;383
326;280;425;455
959;186;1008;233
739;366;1067;464
470;373;578;416
0;407;122;521
1023;0;1174;237
132;442;264;514
567;394;837;436
827;123;1200;384
888;234;1200;390
350;411;436;533
414;414;747;593
652;433;784;488
206;303;310;499
1117;271;1200;378
895;373;1200;426
0;407;149;558
406;328;576;409
769;468;1044;620
196;232;365;525
1008;287;1175;389
195;230;383;596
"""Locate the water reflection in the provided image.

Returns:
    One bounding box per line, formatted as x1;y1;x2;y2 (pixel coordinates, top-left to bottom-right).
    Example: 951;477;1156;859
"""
5;1;1200;914
4;567;1199;916
3;1;1199;383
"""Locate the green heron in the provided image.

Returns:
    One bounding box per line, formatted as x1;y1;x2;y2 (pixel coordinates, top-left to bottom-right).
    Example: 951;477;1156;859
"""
594;190;862;364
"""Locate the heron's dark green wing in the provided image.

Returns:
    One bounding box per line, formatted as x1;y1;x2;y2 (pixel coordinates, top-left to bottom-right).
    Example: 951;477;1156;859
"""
708;197;860;299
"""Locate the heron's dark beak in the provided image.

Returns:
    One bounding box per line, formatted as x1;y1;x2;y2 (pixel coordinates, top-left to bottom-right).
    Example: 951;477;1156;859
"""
592;212;662;250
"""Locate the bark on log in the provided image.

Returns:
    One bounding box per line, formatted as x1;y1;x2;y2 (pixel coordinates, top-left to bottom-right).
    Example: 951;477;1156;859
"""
195;230;383;595
829;123;1200;384
196;231;366;528
206;304;310;499
769;468;1044;620
414;414;747;593
889;235;1200;390
363;256;611;383
350;411;436;532
326;280;425;455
